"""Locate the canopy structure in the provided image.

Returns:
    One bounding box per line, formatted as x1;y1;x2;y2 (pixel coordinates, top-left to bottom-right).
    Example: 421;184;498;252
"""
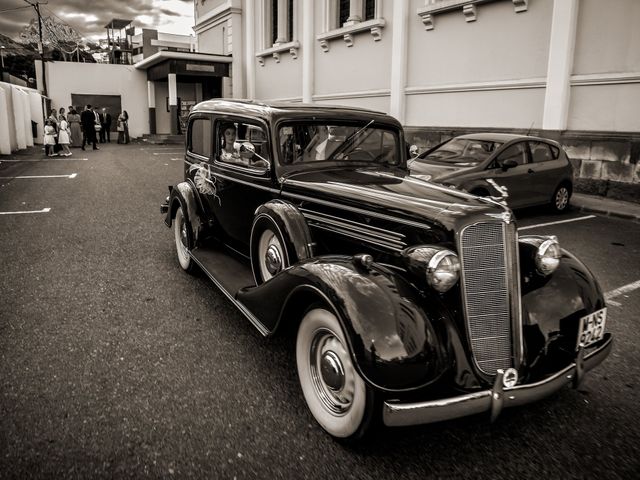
105;18;134;65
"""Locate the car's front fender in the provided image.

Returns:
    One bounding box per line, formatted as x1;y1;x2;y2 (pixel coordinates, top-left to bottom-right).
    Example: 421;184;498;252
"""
236;256;453;392
520;247;607;372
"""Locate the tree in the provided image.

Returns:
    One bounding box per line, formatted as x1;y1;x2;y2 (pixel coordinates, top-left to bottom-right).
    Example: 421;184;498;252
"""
19;15;87;62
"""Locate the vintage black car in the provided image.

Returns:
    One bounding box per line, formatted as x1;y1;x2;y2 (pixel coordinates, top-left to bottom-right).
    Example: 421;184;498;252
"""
161;100;611;440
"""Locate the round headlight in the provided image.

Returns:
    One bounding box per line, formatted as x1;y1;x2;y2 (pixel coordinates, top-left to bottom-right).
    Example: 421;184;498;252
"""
536;237;561;275
427;250;460;293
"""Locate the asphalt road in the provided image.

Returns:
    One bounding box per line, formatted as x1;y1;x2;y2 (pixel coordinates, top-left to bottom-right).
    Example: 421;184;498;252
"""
0;143;638;479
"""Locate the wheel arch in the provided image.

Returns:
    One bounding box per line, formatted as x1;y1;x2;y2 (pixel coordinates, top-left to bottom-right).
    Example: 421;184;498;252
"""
168;181;203;243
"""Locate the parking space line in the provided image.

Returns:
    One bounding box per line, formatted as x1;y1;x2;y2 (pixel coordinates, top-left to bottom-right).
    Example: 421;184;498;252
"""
0;208;51;215
153;152;183;155
605;279;640;307
0;173;78;179
0;158;89;162
518;215;596;231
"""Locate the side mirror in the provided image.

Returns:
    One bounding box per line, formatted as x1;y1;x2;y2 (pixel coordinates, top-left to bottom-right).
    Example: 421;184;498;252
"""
409;144;419;158
501;159;518;171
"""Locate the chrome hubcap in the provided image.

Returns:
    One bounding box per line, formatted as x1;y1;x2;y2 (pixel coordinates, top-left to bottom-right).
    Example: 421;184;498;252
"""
309;329;355;415
265;245;282;275
320;351;345;392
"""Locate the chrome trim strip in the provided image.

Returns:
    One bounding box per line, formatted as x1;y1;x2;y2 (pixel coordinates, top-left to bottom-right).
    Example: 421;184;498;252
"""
383;334;613;427
189;252;270;337
282;191;433;230
309;222;405;252
206;169;281;194
299;208;406;241
302;212;406;247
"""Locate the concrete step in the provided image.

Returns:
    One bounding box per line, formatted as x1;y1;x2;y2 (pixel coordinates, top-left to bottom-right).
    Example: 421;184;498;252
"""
141;134;185;145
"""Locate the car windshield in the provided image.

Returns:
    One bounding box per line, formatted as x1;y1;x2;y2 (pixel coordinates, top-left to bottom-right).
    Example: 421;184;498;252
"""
418;138;502;166
278;121;401;169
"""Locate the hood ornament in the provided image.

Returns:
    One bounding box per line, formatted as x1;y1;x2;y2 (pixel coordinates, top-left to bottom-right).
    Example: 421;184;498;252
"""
485;211;514;224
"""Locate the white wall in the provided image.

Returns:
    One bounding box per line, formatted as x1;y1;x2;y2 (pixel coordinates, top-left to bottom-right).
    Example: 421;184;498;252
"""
45;62;148;138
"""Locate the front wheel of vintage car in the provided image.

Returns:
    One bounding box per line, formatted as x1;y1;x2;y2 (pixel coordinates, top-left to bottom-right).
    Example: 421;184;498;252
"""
174;206;196;274
296;308;375;439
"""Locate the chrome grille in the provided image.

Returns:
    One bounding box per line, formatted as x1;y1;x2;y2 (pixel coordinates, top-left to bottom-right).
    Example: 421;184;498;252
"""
459;222;513;375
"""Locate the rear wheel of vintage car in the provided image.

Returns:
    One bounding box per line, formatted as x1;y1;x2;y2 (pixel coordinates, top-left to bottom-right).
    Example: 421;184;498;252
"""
296;308;375;439
551;183;571;213
174;206;196;273
251;216;291;284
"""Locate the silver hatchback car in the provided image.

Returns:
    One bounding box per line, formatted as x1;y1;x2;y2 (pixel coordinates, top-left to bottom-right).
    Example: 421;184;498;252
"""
409;133;574;212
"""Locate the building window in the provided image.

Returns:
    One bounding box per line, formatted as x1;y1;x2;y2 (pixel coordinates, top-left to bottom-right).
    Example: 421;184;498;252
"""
332;0;379;29
339;0;350;26
268;0;294;46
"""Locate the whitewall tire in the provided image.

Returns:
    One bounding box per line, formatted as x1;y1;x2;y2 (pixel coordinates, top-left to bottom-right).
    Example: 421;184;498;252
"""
296;308;374;439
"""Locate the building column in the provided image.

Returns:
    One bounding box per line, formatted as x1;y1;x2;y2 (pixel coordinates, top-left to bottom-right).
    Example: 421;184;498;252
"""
302;0;314;103
347;0;363;24
168;73;178;135
542;0;579;131
230;10;245;98
147;80;156;135
275;0;289;43
245;0;256;99
389;0;409;124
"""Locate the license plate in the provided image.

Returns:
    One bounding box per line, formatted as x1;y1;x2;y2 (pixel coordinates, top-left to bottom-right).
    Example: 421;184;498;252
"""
577;308;607;349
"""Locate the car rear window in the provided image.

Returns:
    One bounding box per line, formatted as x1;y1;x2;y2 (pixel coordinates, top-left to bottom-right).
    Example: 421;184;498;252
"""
530;142;555;163
189;117;212;158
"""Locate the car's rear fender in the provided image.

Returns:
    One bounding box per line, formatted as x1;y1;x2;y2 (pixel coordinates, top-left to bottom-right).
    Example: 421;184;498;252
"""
165;181;203;242
236;256;454;392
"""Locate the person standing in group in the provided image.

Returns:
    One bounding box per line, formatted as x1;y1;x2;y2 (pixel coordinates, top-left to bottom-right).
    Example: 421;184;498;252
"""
67;108;82;148
58;107;66;122
116;112;127;144
57;115;72;156
93;106;103;144
101;108;112;143
43;120;57;157
122;110;130;143
80;104;98;151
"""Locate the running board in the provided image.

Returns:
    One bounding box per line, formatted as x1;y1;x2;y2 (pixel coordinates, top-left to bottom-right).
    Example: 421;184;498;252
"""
190;247;270;337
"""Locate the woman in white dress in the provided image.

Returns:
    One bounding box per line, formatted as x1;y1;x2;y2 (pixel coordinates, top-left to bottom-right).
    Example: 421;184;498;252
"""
58;118;72;156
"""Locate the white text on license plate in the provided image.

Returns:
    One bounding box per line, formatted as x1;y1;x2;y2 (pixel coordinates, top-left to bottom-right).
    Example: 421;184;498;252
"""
577;308;607;349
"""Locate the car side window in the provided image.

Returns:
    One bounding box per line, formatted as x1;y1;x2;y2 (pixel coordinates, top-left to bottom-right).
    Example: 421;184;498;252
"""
530;142;554;163
215;120;270;171
495;142;527;167
189;117;212;158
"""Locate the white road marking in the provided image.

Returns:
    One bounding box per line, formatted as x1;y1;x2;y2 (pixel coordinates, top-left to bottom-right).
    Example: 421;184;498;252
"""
0;157;89;162
0;207;51;215
605;279;640;307
170;157;181;161
518;215;596;231
0;173;78;179
153;152;183;155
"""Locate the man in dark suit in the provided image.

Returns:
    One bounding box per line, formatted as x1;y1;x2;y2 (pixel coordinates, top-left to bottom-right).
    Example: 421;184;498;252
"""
80;104;98;150
101;108;112;143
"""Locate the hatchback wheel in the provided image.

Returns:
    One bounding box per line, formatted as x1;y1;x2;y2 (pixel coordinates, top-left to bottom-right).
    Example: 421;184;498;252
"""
551;184;571;213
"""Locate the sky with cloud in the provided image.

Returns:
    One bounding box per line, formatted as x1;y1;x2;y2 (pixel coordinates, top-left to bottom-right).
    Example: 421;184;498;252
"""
0;0;194;41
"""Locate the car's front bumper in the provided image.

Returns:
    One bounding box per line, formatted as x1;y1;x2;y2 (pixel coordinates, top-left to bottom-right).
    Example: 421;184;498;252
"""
382;333;612;427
